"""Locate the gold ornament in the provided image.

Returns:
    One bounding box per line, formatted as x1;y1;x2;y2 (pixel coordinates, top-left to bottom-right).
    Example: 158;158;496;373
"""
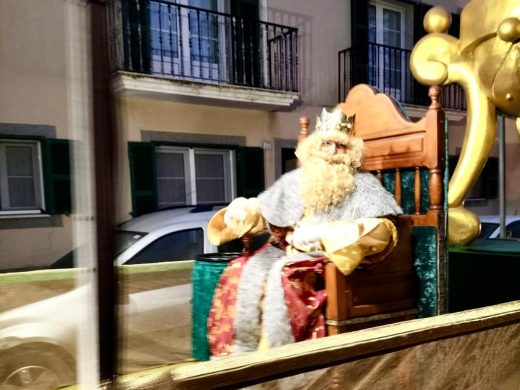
411;0;520;245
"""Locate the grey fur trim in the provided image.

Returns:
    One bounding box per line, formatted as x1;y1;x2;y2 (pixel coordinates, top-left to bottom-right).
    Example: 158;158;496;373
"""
261;257;295;347
232;245;285;354
258;169;304;227
258;169;402;227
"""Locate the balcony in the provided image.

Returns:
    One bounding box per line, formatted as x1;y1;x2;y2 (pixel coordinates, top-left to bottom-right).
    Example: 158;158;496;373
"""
338;43;466;112
109;0;300;109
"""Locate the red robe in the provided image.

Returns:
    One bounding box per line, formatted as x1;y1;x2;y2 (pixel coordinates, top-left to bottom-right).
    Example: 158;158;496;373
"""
207;244;328;357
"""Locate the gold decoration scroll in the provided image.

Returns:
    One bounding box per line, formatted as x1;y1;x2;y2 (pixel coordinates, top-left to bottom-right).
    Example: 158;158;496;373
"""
410;1;520;245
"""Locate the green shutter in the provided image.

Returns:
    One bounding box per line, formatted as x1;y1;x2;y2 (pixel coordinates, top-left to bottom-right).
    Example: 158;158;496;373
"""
413;3;433;106
230;0;261;87
351;0;369;85
413;3;431;42
230;0;259;19
42;139;71;214
122;0;151;73
236;146;265;198
448;12;460;39
128;141;158;216
484;157;498;199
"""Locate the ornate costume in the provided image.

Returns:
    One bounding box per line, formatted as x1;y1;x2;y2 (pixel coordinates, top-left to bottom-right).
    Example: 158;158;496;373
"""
207;109;402;357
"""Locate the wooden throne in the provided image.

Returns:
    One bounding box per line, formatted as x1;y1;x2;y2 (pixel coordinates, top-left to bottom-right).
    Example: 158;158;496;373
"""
298;84;446;335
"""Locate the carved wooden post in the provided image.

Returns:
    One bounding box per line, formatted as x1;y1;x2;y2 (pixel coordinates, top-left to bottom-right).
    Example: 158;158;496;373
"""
414;166;421;215
376;169;383;182
298;116;310;145
428;85;441;110
395;168;402;206
429;168;443;211
428;85;444;212
297;116;310;168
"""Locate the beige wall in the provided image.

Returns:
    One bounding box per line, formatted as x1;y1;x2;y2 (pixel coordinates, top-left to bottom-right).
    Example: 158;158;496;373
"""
121;98;271;143
114;97;272;221
267;0;349;107
0;217;73;269
0;0;69;138
0;0;73;269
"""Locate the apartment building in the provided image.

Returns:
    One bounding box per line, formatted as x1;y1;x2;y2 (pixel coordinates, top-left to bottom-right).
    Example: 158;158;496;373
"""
1;0;518;269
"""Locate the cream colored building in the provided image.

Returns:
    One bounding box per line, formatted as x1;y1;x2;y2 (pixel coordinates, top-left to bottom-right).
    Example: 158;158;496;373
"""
0;0;518;269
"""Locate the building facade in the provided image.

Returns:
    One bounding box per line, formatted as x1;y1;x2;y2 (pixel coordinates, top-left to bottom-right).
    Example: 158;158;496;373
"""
0;0;518;269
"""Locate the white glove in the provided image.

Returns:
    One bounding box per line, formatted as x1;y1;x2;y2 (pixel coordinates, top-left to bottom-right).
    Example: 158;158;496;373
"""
224;198;248;228
291;224;323;251
223;197;261;230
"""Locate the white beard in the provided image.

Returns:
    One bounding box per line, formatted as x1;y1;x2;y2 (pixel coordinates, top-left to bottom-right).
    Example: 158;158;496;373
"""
300;156;356;215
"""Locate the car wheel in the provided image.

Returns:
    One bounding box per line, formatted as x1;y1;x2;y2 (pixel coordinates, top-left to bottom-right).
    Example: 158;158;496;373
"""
0;348;75;390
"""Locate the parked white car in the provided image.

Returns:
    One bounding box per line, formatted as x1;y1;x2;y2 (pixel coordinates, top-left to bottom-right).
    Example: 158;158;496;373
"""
478;215;520;239
0;205;237;389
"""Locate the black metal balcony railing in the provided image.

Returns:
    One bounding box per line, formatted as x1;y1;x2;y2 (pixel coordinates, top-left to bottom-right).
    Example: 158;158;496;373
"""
338;43;466;111
109;0;299;93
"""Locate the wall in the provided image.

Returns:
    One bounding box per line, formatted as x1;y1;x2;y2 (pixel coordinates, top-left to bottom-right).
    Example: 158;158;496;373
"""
0;0;69;137
114;97;272;222
0;0;73;269
267;0;349;107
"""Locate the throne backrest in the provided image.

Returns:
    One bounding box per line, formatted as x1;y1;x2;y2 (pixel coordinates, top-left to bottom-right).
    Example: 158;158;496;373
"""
298;84;446;334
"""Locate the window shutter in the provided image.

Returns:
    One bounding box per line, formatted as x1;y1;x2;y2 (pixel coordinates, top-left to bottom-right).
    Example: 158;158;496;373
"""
122;0;151;73
351;0;369;85
448;12;460;39
236;146;265;198
413;5;460;41
413;3;431;43
128;142;158;216
230;0;261;87
230;0;259;19
42;139;71;214
483;157;498;199
413;3;432;106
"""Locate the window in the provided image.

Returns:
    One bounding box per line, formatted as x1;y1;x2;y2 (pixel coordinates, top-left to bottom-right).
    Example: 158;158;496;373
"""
448;155;498;200
281;147;297;174
150;0;223;79
156;146;234;208
506;221;520;239
0;140;44;213
188;0;219;64
129;142;263;216
368;0;406;99
124;228;204;264
479;222;499;239
150;1;180;75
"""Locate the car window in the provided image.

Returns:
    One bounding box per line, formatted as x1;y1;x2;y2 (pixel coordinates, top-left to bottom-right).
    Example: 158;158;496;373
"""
479;222;499;239
506;221;520;239
124;228;204;264
116;231;146;255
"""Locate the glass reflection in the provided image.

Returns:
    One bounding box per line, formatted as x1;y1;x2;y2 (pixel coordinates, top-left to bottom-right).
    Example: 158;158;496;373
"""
0;0;98;388
1;1;519;389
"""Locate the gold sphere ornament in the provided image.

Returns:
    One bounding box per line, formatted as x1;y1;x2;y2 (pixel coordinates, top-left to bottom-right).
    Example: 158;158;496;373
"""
497;17;520;42
411;0;520;245
423;6;452;34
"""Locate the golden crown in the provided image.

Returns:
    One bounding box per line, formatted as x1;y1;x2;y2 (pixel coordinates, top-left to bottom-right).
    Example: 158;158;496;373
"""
315;108;356;135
